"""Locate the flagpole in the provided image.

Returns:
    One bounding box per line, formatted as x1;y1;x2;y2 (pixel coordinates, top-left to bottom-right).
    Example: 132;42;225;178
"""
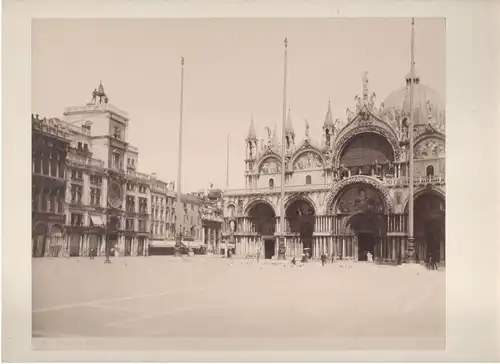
225;133;229;258
407;18;416;262
278;37;288;260
226;134;230;189
175;57;185;257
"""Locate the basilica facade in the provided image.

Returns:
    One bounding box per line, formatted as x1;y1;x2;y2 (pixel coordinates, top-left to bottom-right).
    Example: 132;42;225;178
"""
222;71;445;264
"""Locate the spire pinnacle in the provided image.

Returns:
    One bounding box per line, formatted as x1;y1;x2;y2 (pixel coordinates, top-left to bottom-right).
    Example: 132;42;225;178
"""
247;113;257;140
323;100;334;128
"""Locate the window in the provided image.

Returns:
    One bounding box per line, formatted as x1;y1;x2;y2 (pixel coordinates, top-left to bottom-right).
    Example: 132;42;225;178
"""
83;144;89;152
77;142;83;150
126;218;134;231
113;152;121;169
305;175;312;185
71;184;82;204
113;127;122;140
71;213;83;226
269;178;274;188
90;187;101;206
426;165;434;177
139;220;147;232
139;198;148;213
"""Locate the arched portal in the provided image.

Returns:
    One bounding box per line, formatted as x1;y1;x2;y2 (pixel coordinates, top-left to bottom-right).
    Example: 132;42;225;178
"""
286;198;316;258
248;202;276;259
333;182;388;261
340;132;395;177
411;191;445;264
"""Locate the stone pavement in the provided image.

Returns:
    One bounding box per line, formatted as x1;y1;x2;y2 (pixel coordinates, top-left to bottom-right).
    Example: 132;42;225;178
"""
32;256;445;348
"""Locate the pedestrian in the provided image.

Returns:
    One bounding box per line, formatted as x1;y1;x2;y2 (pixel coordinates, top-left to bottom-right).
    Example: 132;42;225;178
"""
256;249;260;263
291;257;296;265
89;247;95;259
331;252;335;263
321;252;326;267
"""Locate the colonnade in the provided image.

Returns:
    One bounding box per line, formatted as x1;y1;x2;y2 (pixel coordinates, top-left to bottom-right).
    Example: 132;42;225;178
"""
230;213;411;264
203;226;221;252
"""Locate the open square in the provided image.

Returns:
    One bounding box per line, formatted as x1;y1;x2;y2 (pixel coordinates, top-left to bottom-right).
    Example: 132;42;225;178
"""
33;256;445;349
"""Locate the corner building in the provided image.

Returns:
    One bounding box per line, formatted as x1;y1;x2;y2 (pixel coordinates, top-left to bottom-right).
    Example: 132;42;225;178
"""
223;71;445;264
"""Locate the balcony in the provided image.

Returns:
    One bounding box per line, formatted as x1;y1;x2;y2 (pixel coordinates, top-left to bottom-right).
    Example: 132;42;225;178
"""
224;175;446;196
67;154;105;169
126;170;150;182
201;213;224;223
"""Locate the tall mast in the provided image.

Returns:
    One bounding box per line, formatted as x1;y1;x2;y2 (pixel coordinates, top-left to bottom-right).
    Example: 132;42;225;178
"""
226;134;230;189
278;37;288;260
175;57;185;257
407;18;416;261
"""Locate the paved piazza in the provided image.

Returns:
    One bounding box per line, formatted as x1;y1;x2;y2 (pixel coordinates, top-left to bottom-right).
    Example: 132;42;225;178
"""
33;256;445;348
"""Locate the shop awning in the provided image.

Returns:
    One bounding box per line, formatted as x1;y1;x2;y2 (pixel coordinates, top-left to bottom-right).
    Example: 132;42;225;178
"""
150;241;176;248
182;240;204;248
90;215;104;227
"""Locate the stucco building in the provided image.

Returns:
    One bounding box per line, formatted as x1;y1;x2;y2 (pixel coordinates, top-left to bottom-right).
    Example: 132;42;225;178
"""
222;70;445;264
32;115;71;257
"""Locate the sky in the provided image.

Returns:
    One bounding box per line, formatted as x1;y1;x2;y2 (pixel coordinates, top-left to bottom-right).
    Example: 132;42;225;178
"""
32;18;445;193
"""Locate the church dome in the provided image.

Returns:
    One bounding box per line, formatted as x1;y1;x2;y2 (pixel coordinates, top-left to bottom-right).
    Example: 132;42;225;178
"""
381;71;445;129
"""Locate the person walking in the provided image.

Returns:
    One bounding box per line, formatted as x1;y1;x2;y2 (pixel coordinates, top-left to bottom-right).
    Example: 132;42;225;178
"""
321;252;327;267
256;248;261;263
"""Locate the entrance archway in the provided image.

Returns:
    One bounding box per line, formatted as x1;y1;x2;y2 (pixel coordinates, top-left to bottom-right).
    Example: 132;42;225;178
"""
248;202;276;259
286;198;315;258
346;212;385;261
412;191;445;263
334;182;388;261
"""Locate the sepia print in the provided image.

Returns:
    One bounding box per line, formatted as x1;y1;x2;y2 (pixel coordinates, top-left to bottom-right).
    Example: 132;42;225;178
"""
31;18;445;350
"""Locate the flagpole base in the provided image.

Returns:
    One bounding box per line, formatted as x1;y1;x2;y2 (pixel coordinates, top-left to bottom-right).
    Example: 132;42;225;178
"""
277;236;286;260
404;237;417;263
174;235;182;257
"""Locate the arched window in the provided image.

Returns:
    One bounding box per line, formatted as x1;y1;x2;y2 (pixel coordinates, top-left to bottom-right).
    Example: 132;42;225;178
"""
305;175;312;185
269;178;274;188
426;165;434;177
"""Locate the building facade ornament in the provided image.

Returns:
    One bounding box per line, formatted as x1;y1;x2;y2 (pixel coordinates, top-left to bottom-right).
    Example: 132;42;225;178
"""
326;175;393;214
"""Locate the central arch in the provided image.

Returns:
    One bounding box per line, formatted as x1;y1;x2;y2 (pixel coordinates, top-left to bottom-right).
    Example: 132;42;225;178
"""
333;125;401;168
328;177;389;261
247;201;276;259
285;196;316;258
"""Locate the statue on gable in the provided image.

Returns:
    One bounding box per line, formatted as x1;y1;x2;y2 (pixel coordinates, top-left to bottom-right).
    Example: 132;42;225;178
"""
346;108;354;122
304;120;310;139
387;161;395;177
355;95;362;111
265;127;272;145
369;92;377;110
91;88;98;103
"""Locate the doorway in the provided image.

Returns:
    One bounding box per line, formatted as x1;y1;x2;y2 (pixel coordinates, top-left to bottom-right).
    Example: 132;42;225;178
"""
264;239;275;259
357;232;376;261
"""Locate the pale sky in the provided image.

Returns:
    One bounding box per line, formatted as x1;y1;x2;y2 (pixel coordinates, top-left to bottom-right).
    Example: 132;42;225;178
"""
32;18;445;192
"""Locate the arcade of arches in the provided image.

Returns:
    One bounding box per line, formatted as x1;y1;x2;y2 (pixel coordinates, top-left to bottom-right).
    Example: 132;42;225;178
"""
229;184;445;264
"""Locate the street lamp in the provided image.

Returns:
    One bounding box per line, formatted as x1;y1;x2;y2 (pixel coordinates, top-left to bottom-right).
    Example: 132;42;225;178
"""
104;214;112;263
